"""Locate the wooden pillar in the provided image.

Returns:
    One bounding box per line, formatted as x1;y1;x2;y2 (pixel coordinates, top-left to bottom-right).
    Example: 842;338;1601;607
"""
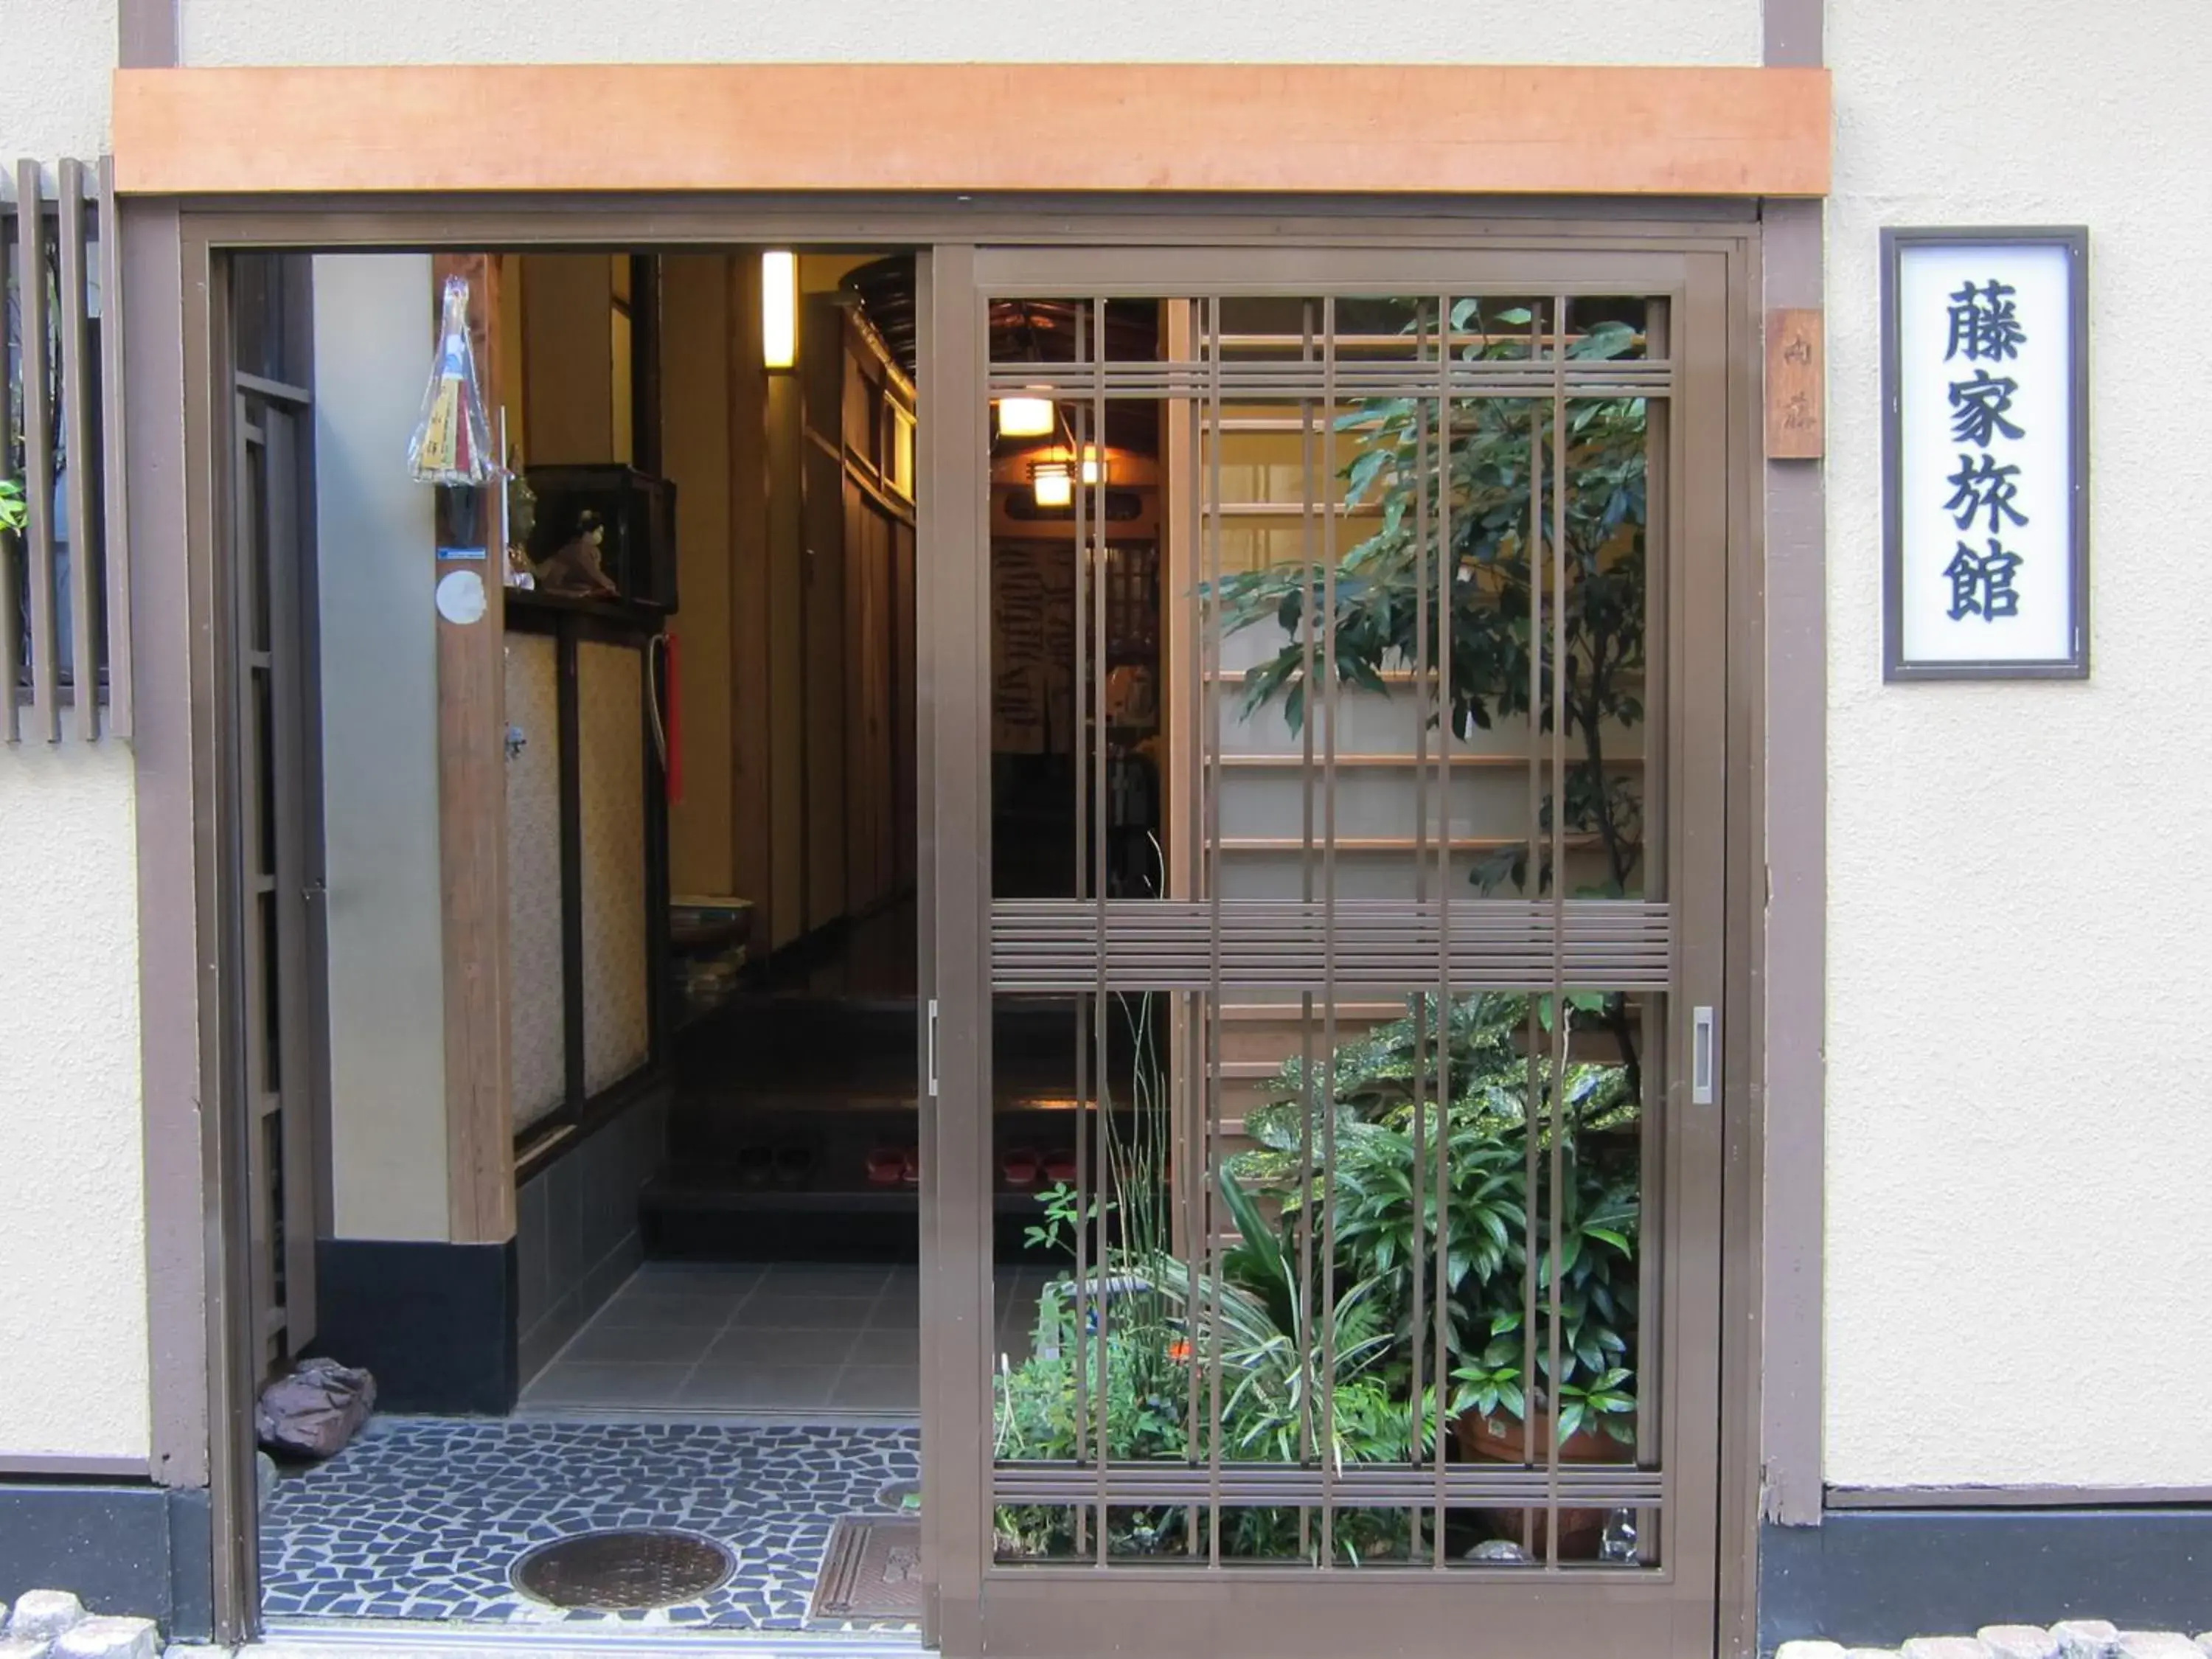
431;252;515;1244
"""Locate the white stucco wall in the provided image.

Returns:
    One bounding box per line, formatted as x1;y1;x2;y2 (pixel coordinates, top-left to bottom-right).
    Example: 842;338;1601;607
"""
0;0;142;1470
0;0;114;161
1823;1;2212;1488
0;744;150;1461
178;0;1757;66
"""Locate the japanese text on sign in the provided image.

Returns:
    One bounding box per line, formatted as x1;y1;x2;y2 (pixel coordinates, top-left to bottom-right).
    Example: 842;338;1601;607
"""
1890;234;2082;673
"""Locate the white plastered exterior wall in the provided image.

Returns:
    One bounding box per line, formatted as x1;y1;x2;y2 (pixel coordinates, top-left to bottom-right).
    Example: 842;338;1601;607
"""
174;0;1759;66
0;0;148;1464
1823;0;2212;1486
0;745;150;1462
0;0;115;161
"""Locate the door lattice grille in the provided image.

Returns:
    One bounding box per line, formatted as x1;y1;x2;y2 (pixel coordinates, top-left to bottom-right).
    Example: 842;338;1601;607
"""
989;899;1673;992
954;254;1728;1630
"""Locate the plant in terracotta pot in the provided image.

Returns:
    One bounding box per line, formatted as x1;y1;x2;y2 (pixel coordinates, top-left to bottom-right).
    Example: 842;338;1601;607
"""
1230;990;1642;1558
1231;993;1638;1360
1444;1140;1638;1559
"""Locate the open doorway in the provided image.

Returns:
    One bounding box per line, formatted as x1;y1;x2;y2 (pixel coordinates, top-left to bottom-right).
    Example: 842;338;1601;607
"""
244;245;947;1634
213;221;1742;1659
186;204;1761;1659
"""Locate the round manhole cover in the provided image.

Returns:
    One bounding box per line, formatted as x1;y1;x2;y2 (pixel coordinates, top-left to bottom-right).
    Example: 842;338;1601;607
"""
511;1529;736;1610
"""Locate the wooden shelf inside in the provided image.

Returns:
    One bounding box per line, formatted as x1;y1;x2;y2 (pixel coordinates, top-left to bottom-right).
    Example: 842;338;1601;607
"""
643;1178;1049;1216
504;585;665;631
670;1090;1146;1118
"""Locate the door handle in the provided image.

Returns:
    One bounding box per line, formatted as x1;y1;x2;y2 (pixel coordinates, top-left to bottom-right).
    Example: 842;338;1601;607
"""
927;998;940;1098
1691;1005;1716;1106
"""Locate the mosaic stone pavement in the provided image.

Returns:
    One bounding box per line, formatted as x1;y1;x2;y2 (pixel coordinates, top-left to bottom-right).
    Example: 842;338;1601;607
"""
259;1416;922;1630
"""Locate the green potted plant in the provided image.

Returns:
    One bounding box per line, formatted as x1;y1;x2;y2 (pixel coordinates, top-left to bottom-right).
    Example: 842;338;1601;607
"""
995;1121;1420;1562
1199;1177;1421;1562
1444;1137;1637;1559
1231;990;1641;1558
996;978;1641;1562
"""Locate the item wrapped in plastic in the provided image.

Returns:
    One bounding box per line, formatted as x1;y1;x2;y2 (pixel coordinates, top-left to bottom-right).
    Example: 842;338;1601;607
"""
255;1356;378;1460
408;275;497;486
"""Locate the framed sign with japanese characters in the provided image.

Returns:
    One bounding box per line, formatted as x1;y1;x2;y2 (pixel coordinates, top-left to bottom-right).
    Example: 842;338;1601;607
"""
1882;227;2090;680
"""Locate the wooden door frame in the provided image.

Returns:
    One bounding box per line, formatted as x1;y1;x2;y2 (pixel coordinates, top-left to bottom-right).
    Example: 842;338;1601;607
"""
137;196;1764;1652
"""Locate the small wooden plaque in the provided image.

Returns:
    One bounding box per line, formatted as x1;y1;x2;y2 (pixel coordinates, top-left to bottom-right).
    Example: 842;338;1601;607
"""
1764;307;1825;459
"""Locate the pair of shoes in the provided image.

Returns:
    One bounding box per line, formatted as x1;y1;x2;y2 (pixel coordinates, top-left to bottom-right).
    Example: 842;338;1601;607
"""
1003;1150;1087;1188
866;1144;921;1187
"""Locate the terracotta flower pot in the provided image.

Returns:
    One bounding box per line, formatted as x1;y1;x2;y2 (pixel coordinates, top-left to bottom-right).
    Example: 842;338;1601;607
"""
1451;1408;1630;1562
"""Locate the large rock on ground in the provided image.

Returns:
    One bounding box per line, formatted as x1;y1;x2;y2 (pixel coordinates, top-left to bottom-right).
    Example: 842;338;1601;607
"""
2054;1624;2121;1659
5;1593;86;1646
53;1618;160;1659
2113;1637;2203;1659
1902;1640;1993;1659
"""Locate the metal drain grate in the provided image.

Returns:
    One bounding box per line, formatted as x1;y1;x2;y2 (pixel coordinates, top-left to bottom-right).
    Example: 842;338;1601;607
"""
810;1518;923;1621
512;1528;737;1610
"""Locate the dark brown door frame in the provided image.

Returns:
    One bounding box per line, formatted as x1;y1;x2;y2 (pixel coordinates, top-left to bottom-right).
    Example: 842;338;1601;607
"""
229;368;321;1368
133;195;1765;1653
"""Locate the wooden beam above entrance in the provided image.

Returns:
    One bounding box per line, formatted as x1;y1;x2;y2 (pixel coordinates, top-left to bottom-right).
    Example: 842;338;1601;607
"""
113;63;1830;198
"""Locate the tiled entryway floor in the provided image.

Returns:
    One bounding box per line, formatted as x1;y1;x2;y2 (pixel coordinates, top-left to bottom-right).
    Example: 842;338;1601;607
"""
259;1417;919;1629
258;1260;1060;1631
521;1262;916;1416
518;1260;1055;1416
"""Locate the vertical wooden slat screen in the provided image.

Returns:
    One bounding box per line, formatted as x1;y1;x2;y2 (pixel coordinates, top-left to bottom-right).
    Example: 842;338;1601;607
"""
58;161;100;741
4;159;131;742
15;161;58;742
0;172;18;745
97;159;133;737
